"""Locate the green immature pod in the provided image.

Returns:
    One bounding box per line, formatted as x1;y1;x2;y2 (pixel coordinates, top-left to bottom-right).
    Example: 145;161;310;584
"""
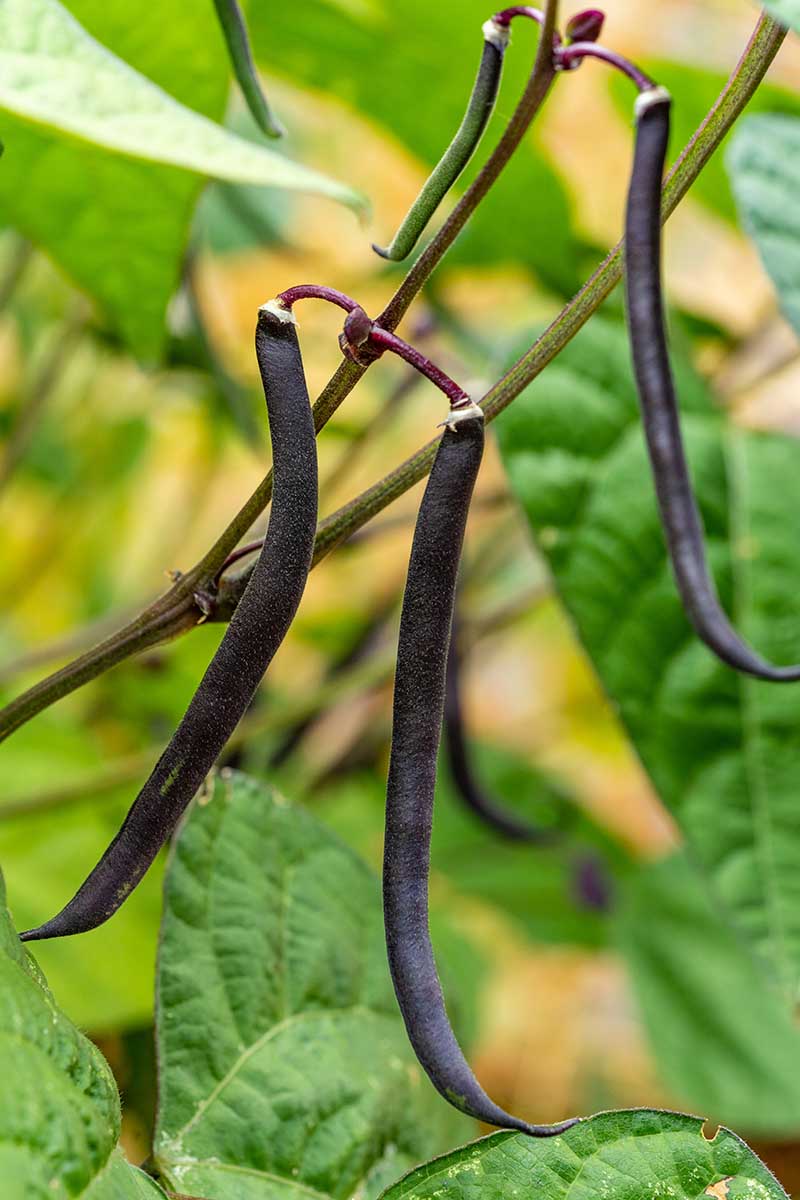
21;305;318;941
213;0;285;139
384;404;578;1134
373;20;510;261
625;88;800;682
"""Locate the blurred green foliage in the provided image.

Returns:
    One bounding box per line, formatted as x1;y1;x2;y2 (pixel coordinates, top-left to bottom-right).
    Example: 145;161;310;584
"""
1;0;800;1184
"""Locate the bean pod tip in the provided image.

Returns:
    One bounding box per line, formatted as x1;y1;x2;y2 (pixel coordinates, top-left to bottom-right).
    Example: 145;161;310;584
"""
440;400;484;429
482;17;512;50
634;84;672;120
258;298;297;326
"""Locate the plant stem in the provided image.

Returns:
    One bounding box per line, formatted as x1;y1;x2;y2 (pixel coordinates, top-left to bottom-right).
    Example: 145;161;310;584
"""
0;8;782;742
555;42;655;90
0;237;33;311
377;0;559;330
0;582;541;821
0;307;85;494
228;12;788;579
0;2;559;741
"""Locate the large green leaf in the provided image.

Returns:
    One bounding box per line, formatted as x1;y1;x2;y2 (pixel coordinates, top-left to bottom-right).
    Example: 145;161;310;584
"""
617;853;800;1135
249;0;580;295
727;114;800;335
0;872;166;1197
378;1111;788;1200
0;0;359;201
767;2;800;30
154;770;472;1200
0;0;361;358
496;317;800;996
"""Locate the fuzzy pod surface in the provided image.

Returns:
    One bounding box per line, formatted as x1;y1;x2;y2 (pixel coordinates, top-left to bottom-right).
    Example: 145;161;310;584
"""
373;25;508;261
625;89;800;683
384;413;577;1135
21;308;318;941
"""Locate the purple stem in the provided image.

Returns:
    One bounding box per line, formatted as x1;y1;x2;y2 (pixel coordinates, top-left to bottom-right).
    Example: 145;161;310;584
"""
367;325;471;408
277;290;472;410
215;538;264;584
493;6;563;46
277;284;361;313
492;5;544;26
555;41;655;90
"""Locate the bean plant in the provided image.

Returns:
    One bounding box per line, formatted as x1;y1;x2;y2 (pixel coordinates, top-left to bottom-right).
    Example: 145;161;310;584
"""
1;0;800;1197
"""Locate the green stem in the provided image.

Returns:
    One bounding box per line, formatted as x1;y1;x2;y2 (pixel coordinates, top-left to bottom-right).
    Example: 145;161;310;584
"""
0;306;85;494
0;7;781;742
227;11;789;582
0;583;541;821
0;3;558;742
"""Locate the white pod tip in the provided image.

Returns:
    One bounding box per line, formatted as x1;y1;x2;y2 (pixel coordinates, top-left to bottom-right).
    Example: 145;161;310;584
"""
259;298;298;325
482;18;510;50
440;400;485;430
634;86;672;121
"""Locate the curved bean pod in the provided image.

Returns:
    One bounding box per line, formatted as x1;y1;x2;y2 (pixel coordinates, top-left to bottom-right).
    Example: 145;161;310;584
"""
21;306;318;940
385;405;577;1134
213;0;285;139
625;88;800;681
372;21;510;262
444;625;560;842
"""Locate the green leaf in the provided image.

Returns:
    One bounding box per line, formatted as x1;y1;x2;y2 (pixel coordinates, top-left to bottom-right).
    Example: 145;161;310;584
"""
0;872;167;1197
496;316;800;995
154;770;472;1200
83;1154;167;1200
0;0;362;358
378;1111;788;1200
727;114;800;335
616;853;800;1135
0;0;360;202
766;2;800;31
0;716;163;1031
249;0;581;294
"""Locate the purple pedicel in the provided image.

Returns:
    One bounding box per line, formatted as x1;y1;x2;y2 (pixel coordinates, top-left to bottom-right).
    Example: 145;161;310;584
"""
215;538;264;585
555;42;655;91
275;288;472;411
492;5;544;25
335;306;472;409
565;8;605;44
492;6;563;45
277;284;361;313
368;326;471;408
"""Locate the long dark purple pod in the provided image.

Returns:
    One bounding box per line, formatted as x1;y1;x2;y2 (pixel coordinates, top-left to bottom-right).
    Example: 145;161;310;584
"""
385;403;577;1135
625;89;800;682
21;305;318;941
444;626;559;842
